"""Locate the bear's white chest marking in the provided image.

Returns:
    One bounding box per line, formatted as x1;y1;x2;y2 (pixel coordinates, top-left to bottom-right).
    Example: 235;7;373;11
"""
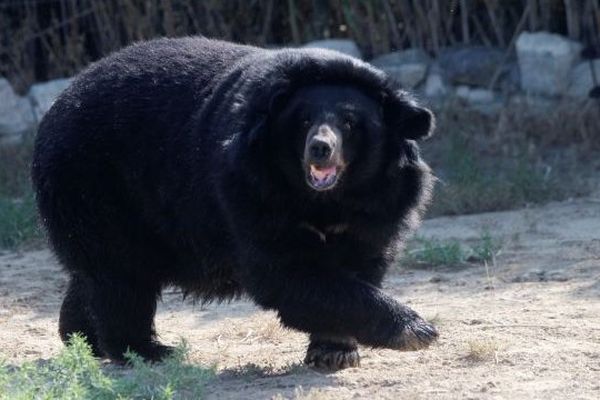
300;222;349;243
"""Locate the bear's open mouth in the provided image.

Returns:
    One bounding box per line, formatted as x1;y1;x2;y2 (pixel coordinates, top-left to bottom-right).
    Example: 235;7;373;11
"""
307;164;340;191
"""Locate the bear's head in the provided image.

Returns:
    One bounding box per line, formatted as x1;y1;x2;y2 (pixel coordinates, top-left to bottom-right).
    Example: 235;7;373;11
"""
264;83;434;193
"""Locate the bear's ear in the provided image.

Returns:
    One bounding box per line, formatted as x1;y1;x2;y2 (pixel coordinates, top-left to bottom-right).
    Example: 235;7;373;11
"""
246;86;290;145
266;86;291;116
384;92;435;141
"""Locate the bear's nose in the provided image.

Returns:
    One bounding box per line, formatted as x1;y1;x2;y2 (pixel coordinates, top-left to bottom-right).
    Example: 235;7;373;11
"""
308;138;332;162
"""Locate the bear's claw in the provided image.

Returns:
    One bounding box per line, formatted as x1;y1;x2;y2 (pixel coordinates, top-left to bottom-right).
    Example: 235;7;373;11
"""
389;318;439;351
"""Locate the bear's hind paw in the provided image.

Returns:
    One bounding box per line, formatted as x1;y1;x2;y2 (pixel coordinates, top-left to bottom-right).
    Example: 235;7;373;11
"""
304;345;360;371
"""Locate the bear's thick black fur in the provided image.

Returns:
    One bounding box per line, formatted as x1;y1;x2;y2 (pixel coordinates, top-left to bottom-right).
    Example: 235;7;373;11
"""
32;37;437;370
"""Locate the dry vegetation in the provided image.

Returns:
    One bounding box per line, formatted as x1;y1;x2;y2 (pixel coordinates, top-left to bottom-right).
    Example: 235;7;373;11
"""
0;138;42;249
465;339;503;362
211;315;294;346
0;335;213;399
423;98;600;216
0;136;34;198
2;0;600;91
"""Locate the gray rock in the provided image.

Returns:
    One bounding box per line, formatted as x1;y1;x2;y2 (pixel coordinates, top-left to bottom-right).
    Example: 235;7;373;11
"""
370;49;430;88
455;85;502;115
0;78;35;144
28;78;72;121
455;86;496;104
429;274;449;283
303;39;362;59
511;270;569;283
511;270;545;282
438;46;510;87
508;93;558;112
567;60;600;98
547;271;569;282
423;73;449;98
379;65;427;89
371;48;430;66
503;62;522;92
516;31;582;96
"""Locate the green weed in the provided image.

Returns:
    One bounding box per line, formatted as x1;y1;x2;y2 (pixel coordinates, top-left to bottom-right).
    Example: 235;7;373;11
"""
0;138;34;198
0;139;42;249
469;231;503;264
403;232;502;268
0;334;213;400
0;193;42;249
404;238;467;267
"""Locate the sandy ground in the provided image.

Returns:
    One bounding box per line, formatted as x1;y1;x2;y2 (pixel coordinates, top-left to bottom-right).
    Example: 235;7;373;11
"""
1;198;599;399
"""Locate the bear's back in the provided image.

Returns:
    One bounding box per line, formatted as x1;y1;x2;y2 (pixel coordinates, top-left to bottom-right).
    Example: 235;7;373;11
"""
31;37;258;248
38;37;255;147
33;38;256;191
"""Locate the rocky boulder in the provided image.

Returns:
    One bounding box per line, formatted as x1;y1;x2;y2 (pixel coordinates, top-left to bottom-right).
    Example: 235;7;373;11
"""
303;39;362;59
567;60;600;98
437;46;514;88
516;31;582;96
28;78;72;121
423;72;449;98
455;86;496;104
370;49;430;89
0;78;35;145
455;85;502;115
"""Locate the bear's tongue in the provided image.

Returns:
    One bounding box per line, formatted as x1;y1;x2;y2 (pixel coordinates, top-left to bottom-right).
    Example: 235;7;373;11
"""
310;164;336;182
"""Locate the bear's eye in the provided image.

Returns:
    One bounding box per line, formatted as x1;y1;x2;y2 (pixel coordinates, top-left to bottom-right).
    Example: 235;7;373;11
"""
342;114;358;131
301;118;311;128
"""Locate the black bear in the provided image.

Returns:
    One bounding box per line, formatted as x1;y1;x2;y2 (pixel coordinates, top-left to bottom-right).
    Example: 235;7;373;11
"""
32;37;437;371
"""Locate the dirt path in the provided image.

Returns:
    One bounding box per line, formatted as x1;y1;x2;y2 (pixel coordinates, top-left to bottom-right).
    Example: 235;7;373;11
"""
1;198;599;399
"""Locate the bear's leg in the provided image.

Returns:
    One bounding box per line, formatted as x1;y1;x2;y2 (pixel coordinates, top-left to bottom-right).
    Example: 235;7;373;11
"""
246;265;437;351
59;275;102;356
304;334;360;371
88;276;173;363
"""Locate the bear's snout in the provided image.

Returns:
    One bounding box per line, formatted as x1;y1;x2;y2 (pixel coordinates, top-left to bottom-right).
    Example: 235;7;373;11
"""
305;124;340;166
308;137;333;163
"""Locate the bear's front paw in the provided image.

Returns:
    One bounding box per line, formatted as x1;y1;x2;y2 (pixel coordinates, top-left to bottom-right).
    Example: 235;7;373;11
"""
388;317;438;351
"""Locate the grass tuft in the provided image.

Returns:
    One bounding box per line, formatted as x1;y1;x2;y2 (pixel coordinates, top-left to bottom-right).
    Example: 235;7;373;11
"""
465;339;503;362
469;231;503;264
0;334;213;400
0;194;42;249
0;139;34;198
404;238;467;267
403;232;502;268
0;139;43;249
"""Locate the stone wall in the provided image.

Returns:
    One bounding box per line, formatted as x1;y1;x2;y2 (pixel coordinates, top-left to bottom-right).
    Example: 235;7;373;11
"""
1;31;598;146
0;79;72;145
307;33;599;115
